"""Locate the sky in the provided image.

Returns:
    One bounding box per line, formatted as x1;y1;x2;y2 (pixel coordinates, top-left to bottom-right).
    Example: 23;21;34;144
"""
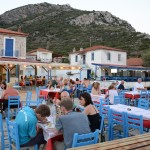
0;0;150;34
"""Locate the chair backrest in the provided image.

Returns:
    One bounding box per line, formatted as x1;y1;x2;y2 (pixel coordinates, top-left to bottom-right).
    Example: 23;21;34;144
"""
8;96;20;120
100;98;109;105
114;96;125;105
72;130;99;148
0;113;5;150
100;104;110;119
109;109;126;140
140;90;148;99
26;91;32;106
125;113;143;137
138;98;149;110
6;118;20;150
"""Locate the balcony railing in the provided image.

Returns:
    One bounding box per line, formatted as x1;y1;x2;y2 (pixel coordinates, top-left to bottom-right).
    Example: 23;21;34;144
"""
0;49;20;57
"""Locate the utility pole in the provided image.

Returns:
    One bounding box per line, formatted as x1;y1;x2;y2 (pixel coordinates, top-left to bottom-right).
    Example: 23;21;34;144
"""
90;37;92;47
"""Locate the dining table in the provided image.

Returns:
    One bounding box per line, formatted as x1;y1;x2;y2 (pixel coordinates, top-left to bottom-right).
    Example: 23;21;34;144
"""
125;91;140;100
37;116;63;150
40;88;61;99
109;104;150;128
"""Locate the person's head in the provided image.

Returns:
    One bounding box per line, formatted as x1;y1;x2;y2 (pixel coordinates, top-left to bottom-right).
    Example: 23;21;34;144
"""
21;76;23;80
76;78;79;81
1;81;7;90
108;83;116;90
121;80;124;85
79;92;93;107
138;78;142;83
61;91;70;99
7;82;13;88
60;98;73;114
63;79;68;85
93;82;100;90
35;104;50;121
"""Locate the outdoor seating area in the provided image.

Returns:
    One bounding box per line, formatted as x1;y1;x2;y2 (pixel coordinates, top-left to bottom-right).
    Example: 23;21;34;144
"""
0;77;150;150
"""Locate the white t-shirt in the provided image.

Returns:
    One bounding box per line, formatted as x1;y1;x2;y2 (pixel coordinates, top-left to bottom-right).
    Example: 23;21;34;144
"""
134;82;144;91
107;90;118;104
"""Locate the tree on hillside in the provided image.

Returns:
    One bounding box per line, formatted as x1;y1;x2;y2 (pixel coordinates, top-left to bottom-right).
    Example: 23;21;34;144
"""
142;50;150;67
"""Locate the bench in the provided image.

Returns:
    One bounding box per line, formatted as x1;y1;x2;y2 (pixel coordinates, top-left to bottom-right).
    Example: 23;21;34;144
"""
68;133;150;150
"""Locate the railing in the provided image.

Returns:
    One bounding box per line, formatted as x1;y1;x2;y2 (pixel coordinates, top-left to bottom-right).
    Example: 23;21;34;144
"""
100;76;150;82
0;49;20;57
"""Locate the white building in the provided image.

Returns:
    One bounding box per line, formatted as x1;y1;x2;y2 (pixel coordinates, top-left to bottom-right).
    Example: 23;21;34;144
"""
26;48;53;77
69;45;127;80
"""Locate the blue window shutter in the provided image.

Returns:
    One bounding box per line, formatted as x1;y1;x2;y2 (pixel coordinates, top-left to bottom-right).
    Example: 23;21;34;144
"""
5;39;13;56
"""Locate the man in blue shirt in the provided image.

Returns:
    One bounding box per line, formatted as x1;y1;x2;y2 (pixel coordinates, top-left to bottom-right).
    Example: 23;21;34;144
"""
15;104;50;148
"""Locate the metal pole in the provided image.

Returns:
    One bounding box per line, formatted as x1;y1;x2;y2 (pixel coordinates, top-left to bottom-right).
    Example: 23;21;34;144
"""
80;69;82;81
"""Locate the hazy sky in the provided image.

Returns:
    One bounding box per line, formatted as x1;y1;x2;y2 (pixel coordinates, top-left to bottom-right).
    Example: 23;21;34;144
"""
1;0;150;34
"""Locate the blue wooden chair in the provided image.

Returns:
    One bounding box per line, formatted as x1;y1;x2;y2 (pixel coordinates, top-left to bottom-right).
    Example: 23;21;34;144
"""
25;91;37;107
0;113;9;150
8;96;21;120
114;96;125;105
140;90;148;99
99;103;110;141
109;109;126;140
125;113;143;137
6;118;38;150
72;130;99;148
138;98;149;110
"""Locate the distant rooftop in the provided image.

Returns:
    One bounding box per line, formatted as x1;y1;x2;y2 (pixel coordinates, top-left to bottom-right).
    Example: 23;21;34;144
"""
127;58;143;66
0;28;28;36
27;48;53;54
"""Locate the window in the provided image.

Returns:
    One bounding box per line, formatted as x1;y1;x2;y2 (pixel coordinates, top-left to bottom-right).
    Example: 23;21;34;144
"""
75;55;78;62
118;54;121;61
107;52;111;60
91;52;94;61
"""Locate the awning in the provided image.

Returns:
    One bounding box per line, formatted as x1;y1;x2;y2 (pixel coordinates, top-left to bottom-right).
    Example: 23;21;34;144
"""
92;63;150;71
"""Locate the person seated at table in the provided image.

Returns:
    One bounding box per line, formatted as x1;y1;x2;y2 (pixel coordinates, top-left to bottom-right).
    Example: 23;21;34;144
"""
0;81;7;98
1;82;19;116
62;79;70;91
105;83;118;105
52;91;70;106
57;77;63;88
19;76;26;86
46;80;53;89
15;104;50;149
79;92;101;132
52;76;58;88
118;80;125;91
134;78;146;91
91;82;101;95
55;98;90;149
42;76;46;86
115;80;120;89
83;78;90;88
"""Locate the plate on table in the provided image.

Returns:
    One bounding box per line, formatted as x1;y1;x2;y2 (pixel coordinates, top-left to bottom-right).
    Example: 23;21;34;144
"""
46;122;55;129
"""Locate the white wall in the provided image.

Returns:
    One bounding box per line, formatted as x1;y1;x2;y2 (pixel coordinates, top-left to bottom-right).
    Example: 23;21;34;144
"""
37;51;52;62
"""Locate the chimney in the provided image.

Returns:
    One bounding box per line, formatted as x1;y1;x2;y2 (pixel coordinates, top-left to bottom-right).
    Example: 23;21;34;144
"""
80;48;83;51
73;47;76;52
18;25;22;32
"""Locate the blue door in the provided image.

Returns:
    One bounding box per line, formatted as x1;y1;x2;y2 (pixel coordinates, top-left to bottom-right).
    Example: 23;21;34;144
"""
5;39;13;56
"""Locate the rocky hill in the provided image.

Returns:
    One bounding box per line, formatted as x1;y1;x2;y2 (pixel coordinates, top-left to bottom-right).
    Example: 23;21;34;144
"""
0;2;150;56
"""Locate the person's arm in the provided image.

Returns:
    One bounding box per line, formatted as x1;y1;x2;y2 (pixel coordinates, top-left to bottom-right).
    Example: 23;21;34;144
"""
83;106;90;115
55;117;63;134
28;120;37;138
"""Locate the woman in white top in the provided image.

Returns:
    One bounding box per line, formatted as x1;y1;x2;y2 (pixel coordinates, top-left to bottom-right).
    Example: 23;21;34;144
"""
91;82;101;95
105;83;118;104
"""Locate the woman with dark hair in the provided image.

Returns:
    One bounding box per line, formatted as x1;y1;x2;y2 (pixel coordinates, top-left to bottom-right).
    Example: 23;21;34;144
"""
79;92;101;132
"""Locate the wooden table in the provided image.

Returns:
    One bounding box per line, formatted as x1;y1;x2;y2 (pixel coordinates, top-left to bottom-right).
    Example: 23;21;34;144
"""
68;133;150;150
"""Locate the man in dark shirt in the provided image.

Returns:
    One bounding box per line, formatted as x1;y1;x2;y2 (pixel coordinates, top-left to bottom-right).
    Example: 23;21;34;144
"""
118;80;125;90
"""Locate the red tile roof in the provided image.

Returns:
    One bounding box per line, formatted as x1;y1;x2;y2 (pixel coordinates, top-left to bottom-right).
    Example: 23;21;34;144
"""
0;57;40;63
70;45;127;54
0;28;28;36
127;58;143;66
27;48;53;54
